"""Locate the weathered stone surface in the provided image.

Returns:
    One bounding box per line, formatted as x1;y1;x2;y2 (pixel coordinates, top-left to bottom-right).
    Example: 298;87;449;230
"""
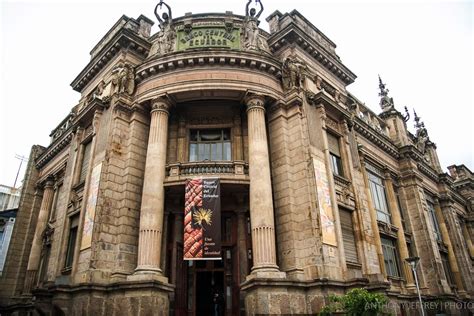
1;5;472;316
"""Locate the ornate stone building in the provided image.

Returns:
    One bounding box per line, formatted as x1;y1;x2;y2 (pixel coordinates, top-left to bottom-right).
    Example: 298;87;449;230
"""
0;2;473;315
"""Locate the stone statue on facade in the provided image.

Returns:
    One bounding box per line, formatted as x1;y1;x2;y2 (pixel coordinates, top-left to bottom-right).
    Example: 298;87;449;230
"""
282;56;308;90
378;75;395;112
413;110;428;154
149;0;176;57
243;0;270;52
111;63;135;96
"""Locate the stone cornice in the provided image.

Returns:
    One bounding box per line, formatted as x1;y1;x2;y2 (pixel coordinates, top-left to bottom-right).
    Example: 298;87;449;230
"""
135;50;282;84
267;22;356;85
354;120;400;159
71;28;151;92
74;98;109;127
417;160;440;183
35;131;73;169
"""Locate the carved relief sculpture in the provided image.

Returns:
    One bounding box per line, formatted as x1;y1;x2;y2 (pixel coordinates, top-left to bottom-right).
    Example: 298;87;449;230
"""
282;56;308;90
111;63;135;96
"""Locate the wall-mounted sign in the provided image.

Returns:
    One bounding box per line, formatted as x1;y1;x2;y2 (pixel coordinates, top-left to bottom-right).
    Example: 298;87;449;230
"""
176;27;241;51
184;178;221;260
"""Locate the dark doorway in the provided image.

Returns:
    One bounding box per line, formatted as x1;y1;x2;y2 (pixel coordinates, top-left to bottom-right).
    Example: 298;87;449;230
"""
195;271;224;316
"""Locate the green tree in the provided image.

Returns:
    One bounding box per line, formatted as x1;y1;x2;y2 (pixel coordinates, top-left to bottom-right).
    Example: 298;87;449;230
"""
319;288;390;316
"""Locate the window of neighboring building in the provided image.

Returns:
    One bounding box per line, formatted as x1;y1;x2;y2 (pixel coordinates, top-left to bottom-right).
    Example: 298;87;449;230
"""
381;236;400;277
79;141;92;183
368;172;391;224
64;214;79;270
440;251;454;286
427;201;442;242
189;129;231;162
327;132;344;177
339;208;358;263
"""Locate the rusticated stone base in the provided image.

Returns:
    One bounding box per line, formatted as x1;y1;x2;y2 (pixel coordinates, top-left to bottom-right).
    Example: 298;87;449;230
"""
30;280;174;316
241;277;368;315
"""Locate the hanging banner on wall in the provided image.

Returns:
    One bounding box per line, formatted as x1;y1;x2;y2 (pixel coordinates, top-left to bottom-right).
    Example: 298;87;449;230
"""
80;162;102;250
184;178;221;260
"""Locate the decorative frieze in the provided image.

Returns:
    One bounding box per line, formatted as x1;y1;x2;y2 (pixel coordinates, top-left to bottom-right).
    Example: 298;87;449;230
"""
136;52;282;84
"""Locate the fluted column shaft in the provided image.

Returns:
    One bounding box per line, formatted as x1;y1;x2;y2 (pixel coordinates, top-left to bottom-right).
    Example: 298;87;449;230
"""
24;180;54;291
383;174;414;285
136;98;170;274
245;95;279;273
435;201;465;292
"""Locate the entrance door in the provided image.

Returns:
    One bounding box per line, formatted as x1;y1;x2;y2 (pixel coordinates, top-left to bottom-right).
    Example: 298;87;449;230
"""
173;213;241;316
195;271;224;315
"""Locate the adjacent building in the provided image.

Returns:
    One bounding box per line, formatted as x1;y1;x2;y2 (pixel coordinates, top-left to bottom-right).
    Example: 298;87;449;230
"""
0;2;473;315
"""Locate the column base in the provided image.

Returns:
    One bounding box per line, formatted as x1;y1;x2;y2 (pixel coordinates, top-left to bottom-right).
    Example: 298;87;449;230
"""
127;267;169;283
247;265;286;280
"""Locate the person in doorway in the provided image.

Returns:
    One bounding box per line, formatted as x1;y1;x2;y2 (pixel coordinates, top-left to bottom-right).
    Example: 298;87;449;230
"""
212;287;224;316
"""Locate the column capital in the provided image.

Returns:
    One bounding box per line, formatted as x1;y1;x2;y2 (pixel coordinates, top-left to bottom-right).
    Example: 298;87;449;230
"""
151;97;172;115
43;178;55;189
244;94;266;112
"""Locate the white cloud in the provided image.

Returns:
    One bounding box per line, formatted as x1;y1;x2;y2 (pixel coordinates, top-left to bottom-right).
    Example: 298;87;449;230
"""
0;0;472;186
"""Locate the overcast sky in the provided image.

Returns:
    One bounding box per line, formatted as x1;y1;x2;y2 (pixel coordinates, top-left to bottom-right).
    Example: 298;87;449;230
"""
0;0;472;187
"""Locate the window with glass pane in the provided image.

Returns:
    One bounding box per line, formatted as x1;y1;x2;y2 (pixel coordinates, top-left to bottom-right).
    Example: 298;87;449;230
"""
339;208;358;263
64;214;79;269
79;141;92;182
368;172;391;224
440;251;454;286
381;236;400;277
327;132;343;177
427;201;442;242
189;129;231;161
395;187;408;231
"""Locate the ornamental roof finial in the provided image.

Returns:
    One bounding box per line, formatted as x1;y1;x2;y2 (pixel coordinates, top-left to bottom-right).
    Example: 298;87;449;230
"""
378;75;395;112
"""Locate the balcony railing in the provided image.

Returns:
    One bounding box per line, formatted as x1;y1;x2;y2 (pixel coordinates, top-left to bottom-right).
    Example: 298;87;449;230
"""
166;161;248;178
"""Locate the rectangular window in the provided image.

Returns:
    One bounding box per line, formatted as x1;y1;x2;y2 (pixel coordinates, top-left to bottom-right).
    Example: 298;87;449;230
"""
427;202;442;242
381;236;400;277
79;141;92;183
64;214;79;269
440;252;454;286
339;208;358;263
327;132;344;177
395;187;408;231
189;129;231;161
368;172;391;224
49;184;62;221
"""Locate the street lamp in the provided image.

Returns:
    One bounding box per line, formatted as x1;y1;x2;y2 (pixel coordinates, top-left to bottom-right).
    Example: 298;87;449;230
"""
405;256;425;316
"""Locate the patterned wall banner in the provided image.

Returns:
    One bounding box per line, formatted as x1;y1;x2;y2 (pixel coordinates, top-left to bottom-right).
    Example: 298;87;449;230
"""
80;163;102;250
184;178;221;260
313;158;337;246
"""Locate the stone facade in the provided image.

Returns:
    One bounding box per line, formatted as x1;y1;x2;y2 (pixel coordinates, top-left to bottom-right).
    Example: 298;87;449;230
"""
0;4;473;316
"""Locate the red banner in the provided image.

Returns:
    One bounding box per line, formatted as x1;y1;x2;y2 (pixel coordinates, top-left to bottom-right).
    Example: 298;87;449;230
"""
184;178;221;260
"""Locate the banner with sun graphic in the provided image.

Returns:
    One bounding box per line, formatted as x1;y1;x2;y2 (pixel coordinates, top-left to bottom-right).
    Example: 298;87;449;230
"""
184;178;221;260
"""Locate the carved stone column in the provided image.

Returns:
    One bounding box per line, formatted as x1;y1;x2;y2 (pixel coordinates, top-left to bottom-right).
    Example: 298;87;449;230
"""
131;97;171;281
461;221;474;259
359;157;387;280
435;199;465;293
245;94;284;278
24;179;55;292
383;172;414;286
